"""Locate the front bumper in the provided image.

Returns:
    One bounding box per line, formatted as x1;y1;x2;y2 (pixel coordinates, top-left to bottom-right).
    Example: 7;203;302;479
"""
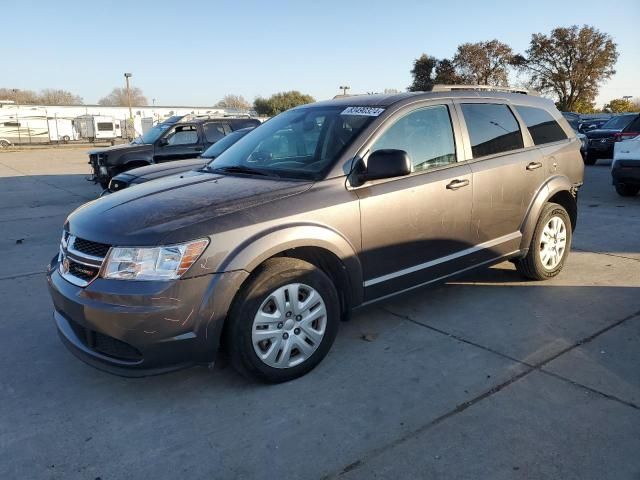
612;161;640;186
47;256;248;376
587;139;615;158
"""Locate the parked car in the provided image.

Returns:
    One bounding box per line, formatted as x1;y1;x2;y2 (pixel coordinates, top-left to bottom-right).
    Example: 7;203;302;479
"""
612;135;640;197
48;87;584;382
561;112;580;131
106;127;255;193
584;113;640;165
578;118;609;133
88;116;261;188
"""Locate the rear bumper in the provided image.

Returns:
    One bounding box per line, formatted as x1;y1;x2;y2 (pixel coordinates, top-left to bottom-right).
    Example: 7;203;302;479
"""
47;256;248;377
612;162;640;186
587;140;614;158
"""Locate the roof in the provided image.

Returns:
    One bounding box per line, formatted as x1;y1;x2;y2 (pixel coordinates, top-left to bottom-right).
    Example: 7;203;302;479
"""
307;87;553;111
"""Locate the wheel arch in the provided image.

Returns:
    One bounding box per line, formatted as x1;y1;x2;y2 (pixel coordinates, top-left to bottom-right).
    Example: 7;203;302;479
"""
519;175;577;252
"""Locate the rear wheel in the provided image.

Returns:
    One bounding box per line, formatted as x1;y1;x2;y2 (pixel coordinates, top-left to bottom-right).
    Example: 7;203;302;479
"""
0;139;10;149
515;202;572;280
225;258;339;383
615;183;639;197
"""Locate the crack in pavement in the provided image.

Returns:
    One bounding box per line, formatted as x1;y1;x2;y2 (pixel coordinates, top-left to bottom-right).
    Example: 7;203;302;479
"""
0;270;46;281
324;307;640;478
572;247;640;263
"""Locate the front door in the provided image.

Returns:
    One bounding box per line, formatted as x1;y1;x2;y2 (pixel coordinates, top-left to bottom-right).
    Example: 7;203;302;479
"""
153;124;203;163
355;103;474;301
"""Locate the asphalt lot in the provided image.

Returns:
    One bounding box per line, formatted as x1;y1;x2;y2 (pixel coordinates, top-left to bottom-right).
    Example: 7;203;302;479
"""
0;148;638;480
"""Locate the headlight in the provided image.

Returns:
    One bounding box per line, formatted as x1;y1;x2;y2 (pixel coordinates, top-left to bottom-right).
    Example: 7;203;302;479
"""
102;238;209;280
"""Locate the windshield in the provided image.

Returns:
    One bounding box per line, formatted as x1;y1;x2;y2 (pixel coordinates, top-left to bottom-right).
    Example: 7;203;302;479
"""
602;115;635;130
209;106;377;180
202;129;251;159
132;123;172;144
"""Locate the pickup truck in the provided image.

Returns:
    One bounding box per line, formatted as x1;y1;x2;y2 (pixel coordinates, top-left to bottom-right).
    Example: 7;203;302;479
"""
88;116;261;188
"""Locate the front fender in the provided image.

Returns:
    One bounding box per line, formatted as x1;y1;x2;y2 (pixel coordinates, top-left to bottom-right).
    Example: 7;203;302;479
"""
219;223;364;306
518;175;574;252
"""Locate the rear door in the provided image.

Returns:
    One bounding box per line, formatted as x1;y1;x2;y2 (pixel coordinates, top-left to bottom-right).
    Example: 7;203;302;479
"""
153;124;203;163
454;100;544;260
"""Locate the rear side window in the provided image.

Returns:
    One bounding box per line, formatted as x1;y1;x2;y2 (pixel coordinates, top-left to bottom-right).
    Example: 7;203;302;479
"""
203;123;226;142
515;105;567;145
624;116;640;133
97;122;113;131
371;105;457;172
461;103;524;158
231;119;260;130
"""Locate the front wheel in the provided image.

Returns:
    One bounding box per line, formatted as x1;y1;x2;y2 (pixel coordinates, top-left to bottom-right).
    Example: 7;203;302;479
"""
615;183;639;197
515;202;572;280
225;258;340;383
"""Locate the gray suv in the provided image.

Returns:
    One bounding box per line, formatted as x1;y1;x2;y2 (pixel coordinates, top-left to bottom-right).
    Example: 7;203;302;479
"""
47;87;584;382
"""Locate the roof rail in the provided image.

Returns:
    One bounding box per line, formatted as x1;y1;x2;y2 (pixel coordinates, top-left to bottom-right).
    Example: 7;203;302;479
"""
430;84;535;95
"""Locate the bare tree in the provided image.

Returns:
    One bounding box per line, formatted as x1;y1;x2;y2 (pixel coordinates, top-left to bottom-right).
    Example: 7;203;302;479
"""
214;94;251;111
0;88;40;104
453;40;515;86
98;87;148;106
38;89;83;105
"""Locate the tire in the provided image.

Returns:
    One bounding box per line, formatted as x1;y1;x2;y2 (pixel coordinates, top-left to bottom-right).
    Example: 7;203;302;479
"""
584;153;598;165
615;183;639;197
515;202;572;280
0;140;10;149
225;257;340;383
62;135;70;143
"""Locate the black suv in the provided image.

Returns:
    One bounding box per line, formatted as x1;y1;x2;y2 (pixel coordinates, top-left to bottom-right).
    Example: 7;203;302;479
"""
584;113;640;165
89;117;261;188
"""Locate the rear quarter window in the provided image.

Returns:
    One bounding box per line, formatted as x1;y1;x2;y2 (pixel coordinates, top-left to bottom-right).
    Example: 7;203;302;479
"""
515;105;567;145
460;103;524;158
230;119;260;130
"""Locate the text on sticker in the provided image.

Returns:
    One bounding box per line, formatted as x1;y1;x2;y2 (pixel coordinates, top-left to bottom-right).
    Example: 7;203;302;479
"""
341;107;385;117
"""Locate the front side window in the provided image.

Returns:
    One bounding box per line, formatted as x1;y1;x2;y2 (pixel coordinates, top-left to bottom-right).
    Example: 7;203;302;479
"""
461;103;524;158
371;105;456;172
164;125;198;146
203;123;226;143
515;105;567;145
210;106;376;180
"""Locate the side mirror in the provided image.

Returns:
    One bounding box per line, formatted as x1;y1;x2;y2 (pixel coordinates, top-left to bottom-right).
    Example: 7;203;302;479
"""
357;149;412;183
158;138;169;147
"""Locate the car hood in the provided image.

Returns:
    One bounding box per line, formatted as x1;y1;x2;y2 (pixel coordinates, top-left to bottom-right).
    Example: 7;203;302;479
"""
121;158;206;181
585;129;622;139
66;171;313;246
88;143;152;155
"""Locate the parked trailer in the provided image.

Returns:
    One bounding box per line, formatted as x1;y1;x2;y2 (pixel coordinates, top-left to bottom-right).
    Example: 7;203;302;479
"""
74;115;121;143
47;117;79;143
0;110;50;144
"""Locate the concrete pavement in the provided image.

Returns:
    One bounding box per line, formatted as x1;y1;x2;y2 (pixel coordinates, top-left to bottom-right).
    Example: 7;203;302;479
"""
0;149;638;479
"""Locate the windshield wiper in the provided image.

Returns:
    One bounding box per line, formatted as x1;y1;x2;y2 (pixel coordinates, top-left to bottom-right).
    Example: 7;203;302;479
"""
210;165;279;177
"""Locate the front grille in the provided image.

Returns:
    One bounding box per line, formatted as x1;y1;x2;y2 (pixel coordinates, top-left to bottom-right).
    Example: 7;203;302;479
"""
68;260;100;282
73;237;110;258
60;233;110;287
67;318;142;362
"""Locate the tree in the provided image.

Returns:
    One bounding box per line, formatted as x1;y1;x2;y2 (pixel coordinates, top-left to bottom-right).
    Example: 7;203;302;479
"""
98;87;148;106
38;89;83;105
434;59;462;84
453;40;515;86
253;91;315;116
0;88;40;104
409;54;437;91
602;98;636;113
214;94;251;111
520;25;618;112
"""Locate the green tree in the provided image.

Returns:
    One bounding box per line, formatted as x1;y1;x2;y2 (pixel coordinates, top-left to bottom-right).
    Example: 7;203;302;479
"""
602;98;635;113
434;59;462;84
98;87;148;106
453;40;515;86
520;25;618;112
253;91;315;116
408;54;438;91
215;94;251;111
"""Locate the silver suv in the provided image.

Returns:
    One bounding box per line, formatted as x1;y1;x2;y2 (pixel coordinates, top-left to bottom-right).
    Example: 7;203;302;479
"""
47;86;584;382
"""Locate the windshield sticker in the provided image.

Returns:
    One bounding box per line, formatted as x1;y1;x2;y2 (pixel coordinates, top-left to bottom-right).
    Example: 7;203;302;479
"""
341;106;385;117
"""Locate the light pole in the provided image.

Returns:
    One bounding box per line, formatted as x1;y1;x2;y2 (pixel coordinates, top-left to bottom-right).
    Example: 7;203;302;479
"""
339;85;351;96
124;73;133;139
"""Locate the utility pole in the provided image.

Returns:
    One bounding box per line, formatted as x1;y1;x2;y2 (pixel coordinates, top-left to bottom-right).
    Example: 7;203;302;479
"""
339;85;351;96
124;72;133;139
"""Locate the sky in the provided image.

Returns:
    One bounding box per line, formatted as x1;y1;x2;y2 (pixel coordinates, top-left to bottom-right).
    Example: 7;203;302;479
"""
3;0;639;107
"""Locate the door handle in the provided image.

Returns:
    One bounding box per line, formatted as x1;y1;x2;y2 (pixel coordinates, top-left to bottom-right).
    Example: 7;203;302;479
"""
526;161;543;171
446;179;470;190
194;147;203;152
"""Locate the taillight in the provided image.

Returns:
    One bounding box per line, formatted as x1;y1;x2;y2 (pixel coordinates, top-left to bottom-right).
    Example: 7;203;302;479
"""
615;132;639;142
